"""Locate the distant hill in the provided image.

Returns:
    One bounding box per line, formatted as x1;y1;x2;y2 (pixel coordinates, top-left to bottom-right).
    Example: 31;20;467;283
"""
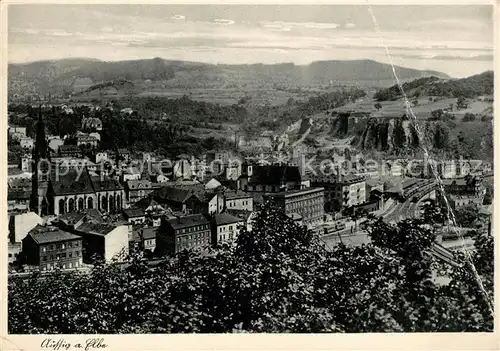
374;71;493;101
8;57;449;98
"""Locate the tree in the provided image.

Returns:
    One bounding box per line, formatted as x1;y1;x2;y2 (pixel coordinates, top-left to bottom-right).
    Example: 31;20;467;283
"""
430;109;444;121
374;102;382;110
8;202;493;333
457;95;468;110
454;204;481;228
462;113;476;122
433;122;450;149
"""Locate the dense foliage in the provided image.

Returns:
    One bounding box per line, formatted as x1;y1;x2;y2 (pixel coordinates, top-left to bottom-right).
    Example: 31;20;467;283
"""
374;76;440;101
9;203;493;333
115;95;249;125
374;71;493;101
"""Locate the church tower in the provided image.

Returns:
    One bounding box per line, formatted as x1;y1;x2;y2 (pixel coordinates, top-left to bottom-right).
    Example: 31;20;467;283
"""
30;106;50;216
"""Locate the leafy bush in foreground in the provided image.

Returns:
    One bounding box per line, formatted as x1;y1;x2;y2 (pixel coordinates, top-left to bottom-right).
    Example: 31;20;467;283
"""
8;203;493;333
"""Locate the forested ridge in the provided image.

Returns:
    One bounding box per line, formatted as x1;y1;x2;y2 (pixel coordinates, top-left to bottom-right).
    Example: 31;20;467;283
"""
374;71;493;101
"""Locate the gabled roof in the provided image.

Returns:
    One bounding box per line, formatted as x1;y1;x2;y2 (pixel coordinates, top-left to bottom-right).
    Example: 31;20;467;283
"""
224;190;252;200
132;197;163;210
91;175;123;192
123;208;146;219
214;213;244;226
154;186;194;203
75;222;117;236
166;214;210;230
50;169;94;195
191;190;217;204
28;225;81;244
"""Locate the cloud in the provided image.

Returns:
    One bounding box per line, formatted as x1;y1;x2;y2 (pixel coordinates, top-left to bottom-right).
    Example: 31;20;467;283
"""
260;21;339;31
430;54;493;61
394;52;493;61
46;30;74;37
171;15;185;20
344;23;356;29
213;19;235;26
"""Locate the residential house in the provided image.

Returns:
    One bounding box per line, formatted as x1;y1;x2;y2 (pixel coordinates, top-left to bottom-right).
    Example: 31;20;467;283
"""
131;197;168;227
238;165;302;193
264;187;325;228
125;179;153;203
153;186;194;213
81;117;103;131
8;190;31;212
311;174;366;212
123;208;146;225
130;227;157;253
223;191;254;212
20;154;32;172
76;132;99;149
58;145;82;158
448;194;483;209
211;213;244;246
226;209;257;232
69;221;129;263
8;126;27;141
20;137;34;150
22;225;83;271
8;242;22;265
157;214;212;255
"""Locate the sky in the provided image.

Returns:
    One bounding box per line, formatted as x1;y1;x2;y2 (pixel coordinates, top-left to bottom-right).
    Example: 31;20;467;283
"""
8;5;494;78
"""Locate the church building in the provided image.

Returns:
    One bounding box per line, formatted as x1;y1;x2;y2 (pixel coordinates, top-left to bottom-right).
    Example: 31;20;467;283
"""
30;107;125;217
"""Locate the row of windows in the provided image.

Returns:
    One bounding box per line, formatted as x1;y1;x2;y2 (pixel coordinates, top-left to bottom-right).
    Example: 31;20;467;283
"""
176;231;210;243
176;225;209;234
219;225;236;233
42;259;82;271
41;241;80;253
177;237;210;250
42;251;80;261
227;200;251;207
144;239;155;246
219;233;235;241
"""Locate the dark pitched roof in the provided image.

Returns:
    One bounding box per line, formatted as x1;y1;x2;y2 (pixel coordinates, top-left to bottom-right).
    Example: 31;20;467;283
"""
224;190;252;200
132;197;163;210
154;186;194;203
57;212;86;226
141;227;157;240
75;222;117;235
191;190;217;204
250;165;302;185
123;208;146;218
214;213;244;226
91;175;123;191
28;225;81;244
50;169;94;195
7;190;31;201
166;214;210;230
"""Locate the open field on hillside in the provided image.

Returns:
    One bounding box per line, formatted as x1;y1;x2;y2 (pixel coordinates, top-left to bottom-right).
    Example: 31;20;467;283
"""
331;95;493;120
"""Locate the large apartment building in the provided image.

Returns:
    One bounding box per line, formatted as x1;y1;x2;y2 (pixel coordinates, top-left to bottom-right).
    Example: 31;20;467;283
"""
264;187;325;228
311;174;366;212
